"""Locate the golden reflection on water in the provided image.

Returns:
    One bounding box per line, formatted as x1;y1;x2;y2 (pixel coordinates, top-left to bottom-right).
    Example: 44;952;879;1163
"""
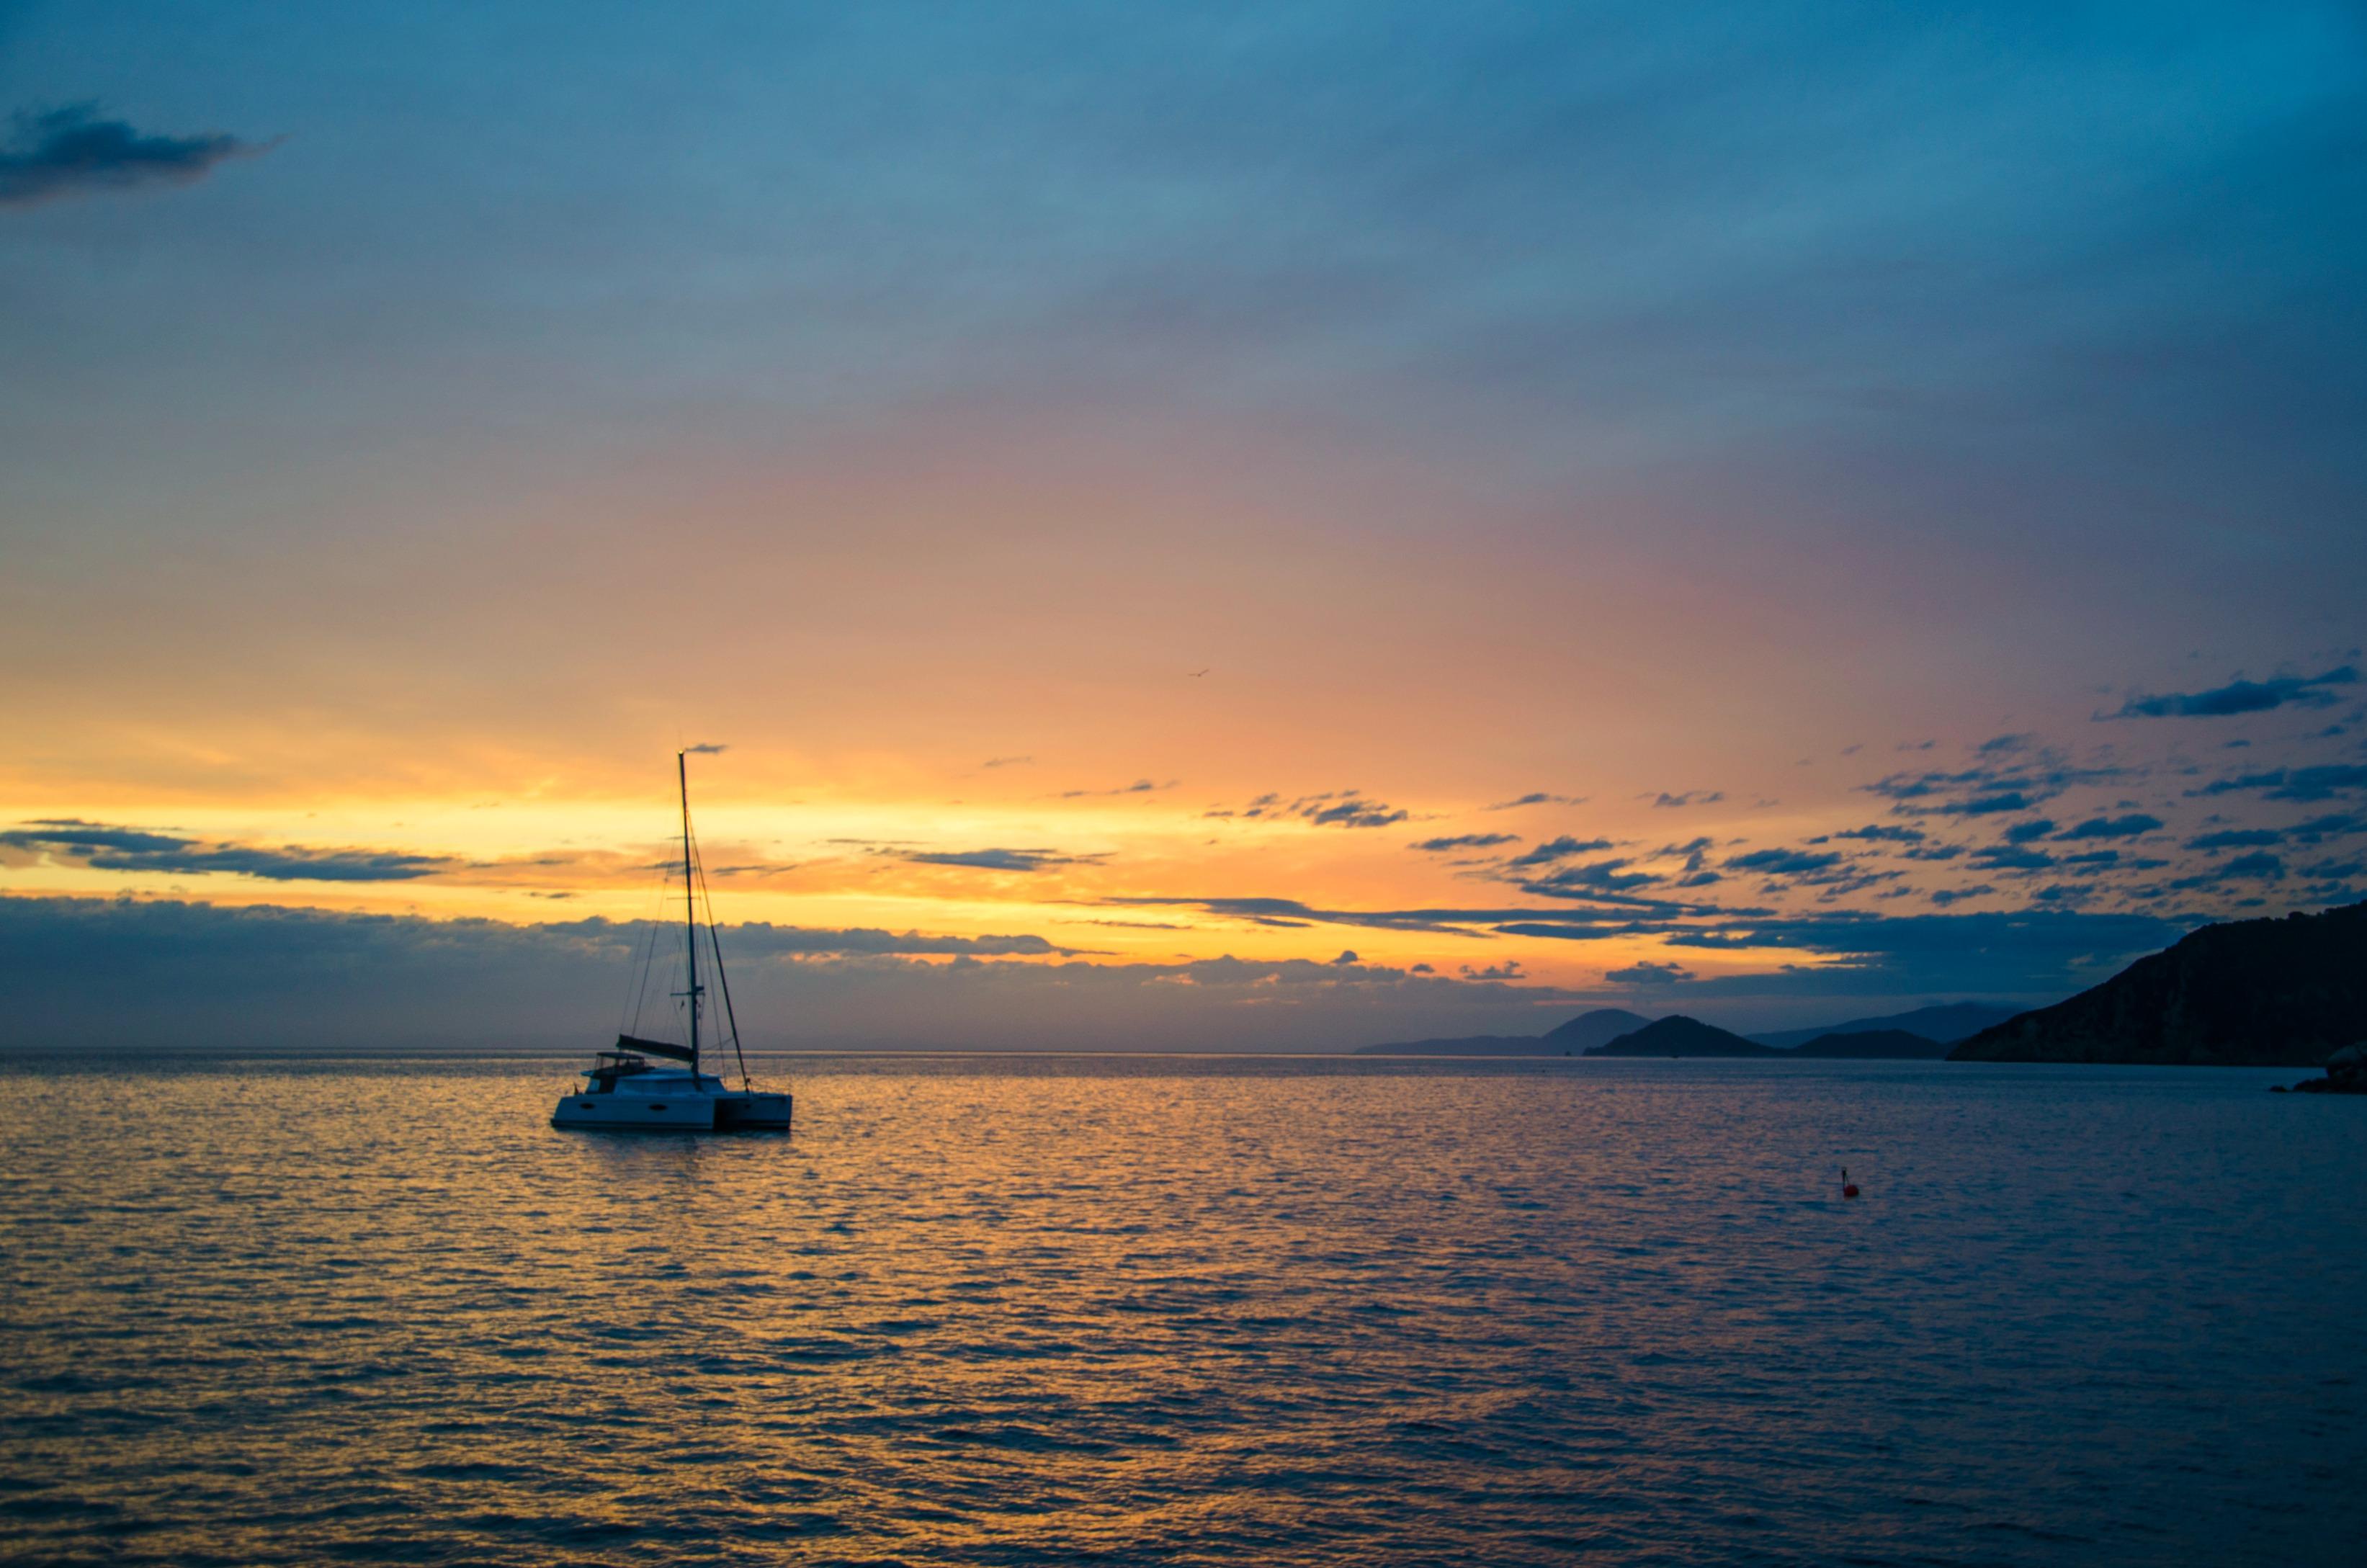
3;1054;2363;1565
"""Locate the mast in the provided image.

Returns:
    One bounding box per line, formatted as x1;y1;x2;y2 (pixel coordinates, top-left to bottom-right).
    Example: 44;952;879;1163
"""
680;750;699;1074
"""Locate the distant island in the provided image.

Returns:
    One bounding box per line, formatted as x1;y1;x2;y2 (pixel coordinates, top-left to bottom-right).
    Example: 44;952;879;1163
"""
1357;1001;2010;1059
1949;899;2367;1066
1587;1016;1781;1057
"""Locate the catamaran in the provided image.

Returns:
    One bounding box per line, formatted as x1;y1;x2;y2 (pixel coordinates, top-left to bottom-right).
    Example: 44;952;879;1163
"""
551;753;793;1132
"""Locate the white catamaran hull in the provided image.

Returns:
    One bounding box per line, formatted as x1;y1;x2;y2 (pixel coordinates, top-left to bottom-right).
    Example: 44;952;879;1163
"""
552;1069;791;1132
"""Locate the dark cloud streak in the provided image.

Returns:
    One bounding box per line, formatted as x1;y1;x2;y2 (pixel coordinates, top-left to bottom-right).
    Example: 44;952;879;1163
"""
0;104;267;208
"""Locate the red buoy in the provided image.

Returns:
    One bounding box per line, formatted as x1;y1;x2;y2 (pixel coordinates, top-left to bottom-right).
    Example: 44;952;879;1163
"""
1841;1167;1861;1199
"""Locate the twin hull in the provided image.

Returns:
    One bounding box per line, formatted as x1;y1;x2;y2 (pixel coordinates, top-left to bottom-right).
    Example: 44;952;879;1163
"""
552;1089;792;1132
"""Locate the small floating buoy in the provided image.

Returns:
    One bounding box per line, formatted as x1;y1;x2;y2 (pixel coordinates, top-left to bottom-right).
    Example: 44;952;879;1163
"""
1841;1166;1861;1199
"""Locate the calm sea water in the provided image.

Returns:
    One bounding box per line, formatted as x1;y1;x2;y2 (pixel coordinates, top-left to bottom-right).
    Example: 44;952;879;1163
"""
1;1052;2361;1566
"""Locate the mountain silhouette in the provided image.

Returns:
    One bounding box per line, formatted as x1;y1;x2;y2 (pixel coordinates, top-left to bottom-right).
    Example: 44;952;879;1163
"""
1751;1002;2018;1051
1542;1008;1659;1050
1588;1016;1781;1057
1949;900;2367;1065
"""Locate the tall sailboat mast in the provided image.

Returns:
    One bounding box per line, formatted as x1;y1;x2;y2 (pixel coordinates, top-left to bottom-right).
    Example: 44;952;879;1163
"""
680;750;699;1073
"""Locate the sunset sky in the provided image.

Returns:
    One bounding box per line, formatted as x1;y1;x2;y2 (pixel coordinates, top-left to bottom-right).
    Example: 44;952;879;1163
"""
4;2;2363;1048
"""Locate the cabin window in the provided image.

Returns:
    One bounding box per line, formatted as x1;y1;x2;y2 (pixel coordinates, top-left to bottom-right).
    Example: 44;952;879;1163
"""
650;1103;667;1111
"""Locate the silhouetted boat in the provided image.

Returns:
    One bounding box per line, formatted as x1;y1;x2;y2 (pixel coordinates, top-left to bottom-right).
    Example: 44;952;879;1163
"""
552;753;792;1133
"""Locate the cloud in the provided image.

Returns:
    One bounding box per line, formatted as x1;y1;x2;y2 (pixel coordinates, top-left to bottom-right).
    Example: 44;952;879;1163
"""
1606;959;1693;986
1938;792;2039;816
711;922;1088;958
1830;824;1927;843
1651;790;1725;808
1521;857;1663;894
0;896;1608;1053
2167;851;2287;887
2000;819;2057;845
1297;794;1408;829
1656;909;2191;998
682;741;729;754
1863;756;2130;818
1504;834;1614;869
1493;921;1647;943
1928;885;1993;907
1485;792;1586;810
1459;961;1525;980
1;819;453;882
1967;844;2054;873
980;756;1033;769
2184;828;2283;851
2057;814;2162;841
2188;765;2367;802
1106;895;1544;935
1724;848;1843;877
1977;733;2036;755
0;104;267;208
2106;666;2357;719
511;918;1100;959
896;846;1098;872
0;820;190;854
1217;790;1410;829
1060;779;1175;798
1409;833;1519;852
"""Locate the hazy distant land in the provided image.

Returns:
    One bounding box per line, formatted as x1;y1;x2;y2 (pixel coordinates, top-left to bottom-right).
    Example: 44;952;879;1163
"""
1360;900;2367;1069
1358;1002;2011;1059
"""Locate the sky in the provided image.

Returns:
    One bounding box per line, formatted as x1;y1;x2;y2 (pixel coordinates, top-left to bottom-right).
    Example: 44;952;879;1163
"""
3;1;2364;1049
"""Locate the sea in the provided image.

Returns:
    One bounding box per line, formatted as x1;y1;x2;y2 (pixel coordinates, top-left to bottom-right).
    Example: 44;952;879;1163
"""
2;1052;2361;1567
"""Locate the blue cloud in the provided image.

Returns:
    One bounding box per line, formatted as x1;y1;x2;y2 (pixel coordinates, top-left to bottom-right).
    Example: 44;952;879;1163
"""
1220;790;1409;828
1725;848;1843;876
0;104;267;208
1830;824;1927;843
1522;857;1663;894
2188;764;2367;802
1409;833;1520;852
898;847;1096;872
1656;909;2191;997
2107;665;2357;719
1606;959;1693;986
2057;814;2162;841
2185;828;2283;851
1504;835;1615;869
1940;792;2036;816
1060;779;1175;798
2167;851;2287;887
1;819;452;882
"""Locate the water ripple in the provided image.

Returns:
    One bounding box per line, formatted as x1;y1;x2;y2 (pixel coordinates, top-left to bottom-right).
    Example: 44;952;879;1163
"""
1;1052;2362;1564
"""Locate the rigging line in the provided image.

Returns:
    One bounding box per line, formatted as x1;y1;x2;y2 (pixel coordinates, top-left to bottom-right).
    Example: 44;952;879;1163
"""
627;865;675;1041
689;810;754;1091
620;869;666;1038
